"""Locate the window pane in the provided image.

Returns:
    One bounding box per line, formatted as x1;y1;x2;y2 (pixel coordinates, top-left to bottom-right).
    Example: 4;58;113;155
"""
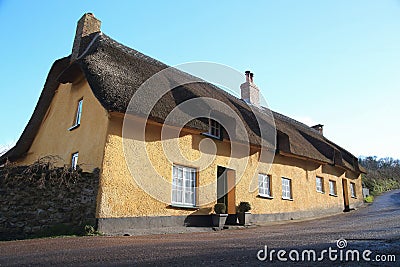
329;181;335;195
282;178;291;199
172;189;177;202
172;165;196;206
350;183;356;197
265;176;270;196
74;99;83;126
177;190;182;203
258;174;271;196
209;119;221;138
258;174;263;194
316;177;323;192
71;153;79;170
185;191;192;204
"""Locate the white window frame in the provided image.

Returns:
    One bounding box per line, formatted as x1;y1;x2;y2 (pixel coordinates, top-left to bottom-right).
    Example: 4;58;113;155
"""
69;98;83;130
329;180;337;196
171;165;197;207
316;176;324;193
208;119;221;139
258;174;272;198
71;152;79;170
281;177;292;200
350;182;356;198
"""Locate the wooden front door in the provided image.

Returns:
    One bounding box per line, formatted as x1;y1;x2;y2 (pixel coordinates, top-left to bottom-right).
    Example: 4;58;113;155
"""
217;166;236;214
342;179;350;212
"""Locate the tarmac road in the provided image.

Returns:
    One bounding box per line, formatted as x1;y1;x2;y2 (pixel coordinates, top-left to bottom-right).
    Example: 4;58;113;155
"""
0;190;399;266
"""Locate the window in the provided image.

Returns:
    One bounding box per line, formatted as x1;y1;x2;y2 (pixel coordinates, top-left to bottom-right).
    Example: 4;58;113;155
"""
69;99;83;130
71;152;79;170
172;165;197;207
208;119;221;139
350;182;356;198
281;177;292;200
329;180;337;196
258;174;272;198
316;176;324;193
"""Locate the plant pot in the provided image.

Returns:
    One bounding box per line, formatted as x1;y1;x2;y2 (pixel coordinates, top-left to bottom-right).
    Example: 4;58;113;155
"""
212;214;228;228
237;212;252;226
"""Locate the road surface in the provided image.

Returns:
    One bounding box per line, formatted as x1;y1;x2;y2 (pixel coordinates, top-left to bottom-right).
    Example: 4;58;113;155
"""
0;190;399;266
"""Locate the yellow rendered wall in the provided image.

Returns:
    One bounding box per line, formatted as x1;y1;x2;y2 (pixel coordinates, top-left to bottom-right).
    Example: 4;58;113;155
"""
98;114;363;218
240;154;363;215
16;77;109;172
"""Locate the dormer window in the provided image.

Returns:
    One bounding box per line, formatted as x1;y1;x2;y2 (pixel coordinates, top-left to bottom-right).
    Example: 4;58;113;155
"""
69;98;83;131
209;119;221;139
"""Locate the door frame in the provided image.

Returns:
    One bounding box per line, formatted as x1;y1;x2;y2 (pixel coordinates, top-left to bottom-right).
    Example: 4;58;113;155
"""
342;178;350;212
217;166;236;214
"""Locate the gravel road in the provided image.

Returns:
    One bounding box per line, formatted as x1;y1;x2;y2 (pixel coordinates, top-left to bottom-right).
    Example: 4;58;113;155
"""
0;190;399;266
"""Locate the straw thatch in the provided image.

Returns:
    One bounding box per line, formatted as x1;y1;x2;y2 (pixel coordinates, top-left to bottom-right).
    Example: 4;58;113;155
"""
0;34;364;173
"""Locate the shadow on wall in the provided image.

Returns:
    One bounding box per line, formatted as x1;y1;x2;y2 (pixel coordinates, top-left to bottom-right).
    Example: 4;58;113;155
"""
184;207;213;227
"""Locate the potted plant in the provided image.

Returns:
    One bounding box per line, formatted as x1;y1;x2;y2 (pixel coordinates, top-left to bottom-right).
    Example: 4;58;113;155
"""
237;201;252;226
212;203;228;228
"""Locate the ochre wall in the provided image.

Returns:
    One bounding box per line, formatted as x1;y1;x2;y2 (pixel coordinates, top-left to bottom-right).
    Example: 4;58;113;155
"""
98;114;363;218
239;154;363;215
16;77;109;172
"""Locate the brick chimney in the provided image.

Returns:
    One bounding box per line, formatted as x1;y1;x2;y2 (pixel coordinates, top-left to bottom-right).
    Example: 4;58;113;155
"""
71;13;101;62
240;70;260;107
311;124;324;135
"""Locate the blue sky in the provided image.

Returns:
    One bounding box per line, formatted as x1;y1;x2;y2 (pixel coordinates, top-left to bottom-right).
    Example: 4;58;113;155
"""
0;0;399;158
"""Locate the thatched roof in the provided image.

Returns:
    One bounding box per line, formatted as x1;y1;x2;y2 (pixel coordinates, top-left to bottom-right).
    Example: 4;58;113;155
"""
0;33;365;174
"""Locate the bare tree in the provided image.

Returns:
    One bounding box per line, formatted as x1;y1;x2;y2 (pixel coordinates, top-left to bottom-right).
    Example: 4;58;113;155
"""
0;142;14;157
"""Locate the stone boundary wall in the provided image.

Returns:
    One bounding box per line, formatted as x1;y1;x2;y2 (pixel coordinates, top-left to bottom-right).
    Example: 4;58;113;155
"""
0;163;99;241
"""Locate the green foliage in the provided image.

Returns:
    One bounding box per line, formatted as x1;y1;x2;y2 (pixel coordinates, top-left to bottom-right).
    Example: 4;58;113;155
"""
364;195;374;203
359;157;400;195
84;224;101;236
214;203;227;214
237;201;251;213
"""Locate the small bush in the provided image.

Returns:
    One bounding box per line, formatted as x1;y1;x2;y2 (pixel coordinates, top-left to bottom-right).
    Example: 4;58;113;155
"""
84;225;99;236
214;203;226;214
364;195;374;203
237;201;251;213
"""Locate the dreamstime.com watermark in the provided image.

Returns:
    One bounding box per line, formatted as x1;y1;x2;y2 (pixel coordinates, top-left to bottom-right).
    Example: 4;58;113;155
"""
256;239;396;263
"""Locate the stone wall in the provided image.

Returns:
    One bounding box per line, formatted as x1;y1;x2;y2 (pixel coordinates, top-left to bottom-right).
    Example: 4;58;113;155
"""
0;162;99;240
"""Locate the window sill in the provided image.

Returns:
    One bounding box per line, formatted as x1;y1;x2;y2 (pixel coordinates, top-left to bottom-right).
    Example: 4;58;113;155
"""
282;197;293;201
258;194;273;199
169;204;199;210
68;124;80;131
201;132;222;141
329;193;338;197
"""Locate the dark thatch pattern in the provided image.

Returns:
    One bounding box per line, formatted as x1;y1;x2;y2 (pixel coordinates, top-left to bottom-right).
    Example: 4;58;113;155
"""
0;34;365;174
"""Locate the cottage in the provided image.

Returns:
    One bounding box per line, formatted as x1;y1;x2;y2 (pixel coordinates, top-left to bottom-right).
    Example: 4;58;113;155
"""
0;13;364;234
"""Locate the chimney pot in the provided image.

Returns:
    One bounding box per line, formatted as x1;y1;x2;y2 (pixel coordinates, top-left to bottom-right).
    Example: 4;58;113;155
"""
245;70;250;82
250;72;254;83
311;124;324;135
